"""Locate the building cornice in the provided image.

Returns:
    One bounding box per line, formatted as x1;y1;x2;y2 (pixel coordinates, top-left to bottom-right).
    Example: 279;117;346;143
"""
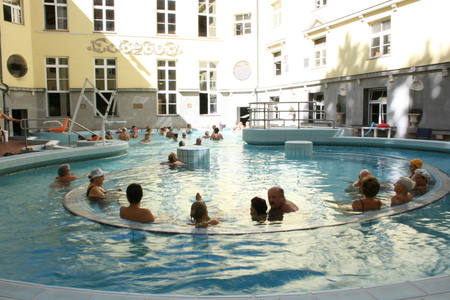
303;0;407;36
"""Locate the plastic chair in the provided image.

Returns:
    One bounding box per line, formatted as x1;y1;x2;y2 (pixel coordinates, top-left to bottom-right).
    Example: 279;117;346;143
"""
49;118;70;133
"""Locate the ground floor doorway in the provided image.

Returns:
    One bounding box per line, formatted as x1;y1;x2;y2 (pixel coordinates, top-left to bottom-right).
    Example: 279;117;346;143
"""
12;109;27;136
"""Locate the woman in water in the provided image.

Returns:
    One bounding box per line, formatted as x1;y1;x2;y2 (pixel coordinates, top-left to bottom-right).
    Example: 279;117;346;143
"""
352;175;383;211
190;193;219;227
86;168;109;198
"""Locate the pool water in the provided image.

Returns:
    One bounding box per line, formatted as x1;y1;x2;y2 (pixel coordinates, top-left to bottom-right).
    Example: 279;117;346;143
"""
0;130;449;296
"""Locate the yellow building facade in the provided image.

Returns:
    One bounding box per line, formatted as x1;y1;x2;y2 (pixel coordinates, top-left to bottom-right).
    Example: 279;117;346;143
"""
1;0;449;137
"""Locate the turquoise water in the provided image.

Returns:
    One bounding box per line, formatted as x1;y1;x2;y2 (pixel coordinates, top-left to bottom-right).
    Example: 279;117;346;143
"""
0;130;449;295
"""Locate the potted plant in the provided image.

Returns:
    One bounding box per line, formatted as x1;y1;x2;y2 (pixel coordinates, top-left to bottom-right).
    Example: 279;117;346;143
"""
289;106;296;121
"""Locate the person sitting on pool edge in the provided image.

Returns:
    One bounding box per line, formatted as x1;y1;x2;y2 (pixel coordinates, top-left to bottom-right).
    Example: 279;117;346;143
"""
120;183;155;223
86;168;109;198
411;168;431;195
190;193;219;228
268;186;298;212
390;177;415;207
160;152;184;166
86;168;122;198
250;197;267;221
409;158;423;178
352;175;383;211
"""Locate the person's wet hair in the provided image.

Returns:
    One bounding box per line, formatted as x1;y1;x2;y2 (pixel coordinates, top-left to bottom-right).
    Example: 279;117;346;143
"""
190;201;207;221
57;164;70;176
251;197;267;215
126;183;143;204
361;176;380;197
168;152;177;163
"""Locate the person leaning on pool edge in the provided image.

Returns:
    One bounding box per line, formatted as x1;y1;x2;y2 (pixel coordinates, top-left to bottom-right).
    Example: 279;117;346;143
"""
86;168;122;198
352;175;383;211
409;158;423;178
267;186;298;212
120;183;155;223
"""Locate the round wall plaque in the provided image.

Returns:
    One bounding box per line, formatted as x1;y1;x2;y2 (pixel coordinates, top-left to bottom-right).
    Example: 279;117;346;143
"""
233;61;251;81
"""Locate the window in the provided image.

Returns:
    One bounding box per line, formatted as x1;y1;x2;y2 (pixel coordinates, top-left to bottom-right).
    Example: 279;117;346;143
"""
3;0;22;24
371;19;391;57
199;61;217;115
368;89;387;124
44;0;67;30
157;60;177;115
315;0;327;9
314;37;326;67
46;57;70;117
95;58;117;116
273;51;282;76
308;93;324;121
272;1;281;27
7;54;27;77
94;0;114;32
313;94;325;120
235;13;251;35
198;0;216;37
157;0;176;34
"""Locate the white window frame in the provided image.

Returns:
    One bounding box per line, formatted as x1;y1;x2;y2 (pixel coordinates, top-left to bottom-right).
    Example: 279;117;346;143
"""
313;93;325;120
273;51;282;76
368;89;387;124
94;58;117;116
315;0;327;9
235;13;251;36
198;0;216;37
157;0;176;35
93;0;115;32
272;0;281;27
44;0;68;30
46;57;70;117
3;0;22;24
370;19;391;58
314;37;327;67
199;61;218;115
157;60;177;115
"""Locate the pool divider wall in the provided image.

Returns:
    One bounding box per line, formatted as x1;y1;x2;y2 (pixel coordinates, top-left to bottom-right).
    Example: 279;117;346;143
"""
177;146;210;167
285;141;313;159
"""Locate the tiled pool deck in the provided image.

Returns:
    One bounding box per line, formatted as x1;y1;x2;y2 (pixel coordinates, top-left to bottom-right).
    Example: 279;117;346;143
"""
1;275;450;299
1;133;450;299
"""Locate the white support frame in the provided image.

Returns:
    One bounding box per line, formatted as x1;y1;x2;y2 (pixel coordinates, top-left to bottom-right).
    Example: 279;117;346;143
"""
69;78;121;146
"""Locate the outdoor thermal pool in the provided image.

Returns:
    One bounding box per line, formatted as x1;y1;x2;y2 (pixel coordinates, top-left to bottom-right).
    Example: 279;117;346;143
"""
0;130;449;296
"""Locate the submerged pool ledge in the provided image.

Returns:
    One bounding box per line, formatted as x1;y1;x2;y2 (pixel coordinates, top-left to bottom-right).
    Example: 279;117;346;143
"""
0;140;129;176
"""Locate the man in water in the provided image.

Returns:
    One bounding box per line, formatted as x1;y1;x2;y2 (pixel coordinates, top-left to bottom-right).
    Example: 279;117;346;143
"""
267;186;298;212
120;183;155;223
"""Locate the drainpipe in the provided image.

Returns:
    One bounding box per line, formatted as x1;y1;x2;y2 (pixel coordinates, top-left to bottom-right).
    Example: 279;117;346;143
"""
0;31;11;134
255;0;260;103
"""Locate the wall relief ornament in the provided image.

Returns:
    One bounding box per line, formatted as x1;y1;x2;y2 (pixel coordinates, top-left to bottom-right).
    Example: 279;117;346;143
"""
87;38;183;56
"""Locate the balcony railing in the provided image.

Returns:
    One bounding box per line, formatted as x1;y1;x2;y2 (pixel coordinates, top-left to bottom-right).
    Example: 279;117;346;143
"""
247;101;335;129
